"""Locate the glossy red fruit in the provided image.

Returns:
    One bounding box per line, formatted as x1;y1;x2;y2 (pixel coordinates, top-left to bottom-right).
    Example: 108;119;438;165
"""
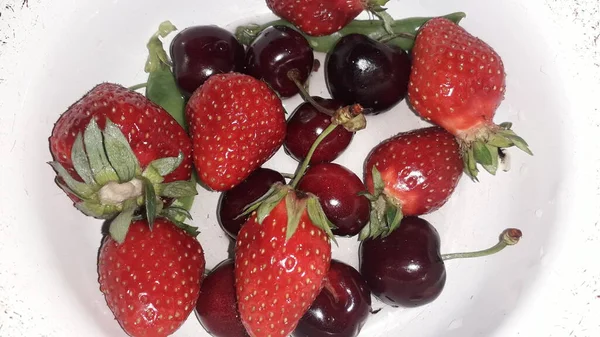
218;168;286;238
284;97;353;164
186;73;287;191
266;0;390;37
235;189;332;337
98;219;205;337
171;25;246;97
196;259;249;337
325;34;411;114
360;217;446;307
245;25;314;98
365;127;463;216
408;18;531;179
294;260;371;337
297;163;369;237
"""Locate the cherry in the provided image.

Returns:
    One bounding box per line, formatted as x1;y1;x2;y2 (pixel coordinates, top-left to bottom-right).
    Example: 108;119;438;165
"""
325;34;411;114
297;163;369;237
285;97;354;164
171;25;245;97
360;217;522;307
195;259;249;337
218;168;286;238
360;217;445;307
294;260;371;337
245;26;314;98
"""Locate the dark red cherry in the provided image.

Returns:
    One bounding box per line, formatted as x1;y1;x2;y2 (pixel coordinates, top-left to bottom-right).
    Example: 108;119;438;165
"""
195;259;249;337
294;260;371;337
359;216;446;307
297;163;369;237
245;25;314;98
171;25;245;97
284;97;353;164
218;168;285;238
325;34;411;114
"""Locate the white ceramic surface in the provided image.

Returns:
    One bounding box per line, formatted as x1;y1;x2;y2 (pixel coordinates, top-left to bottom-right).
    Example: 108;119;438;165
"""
1;0;598;336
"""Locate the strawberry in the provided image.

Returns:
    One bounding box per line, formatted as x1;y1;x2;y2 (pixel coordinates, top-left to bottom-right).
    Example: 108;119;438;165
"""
186;73;286;191
360;127;463;239
49;83;197;242
407;18;532;180
266;0;390;37
234;184;333;337
98;218;205;337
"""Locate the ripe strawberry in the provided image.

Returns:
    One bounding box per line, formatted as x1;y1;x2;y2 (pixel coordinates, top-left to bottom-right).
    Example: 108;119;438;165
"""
49;83;197;242
266;0;390;36
407;18;531;180
234;185;333;337
186;73;286;191
98;218;205;337
361;127;463;239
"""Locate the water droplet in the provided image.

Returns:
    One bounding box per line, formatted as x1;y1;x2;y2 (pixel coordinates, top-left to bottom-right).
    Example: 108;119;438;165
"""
448;318;463;330
535;209;543;218
519;164;528;175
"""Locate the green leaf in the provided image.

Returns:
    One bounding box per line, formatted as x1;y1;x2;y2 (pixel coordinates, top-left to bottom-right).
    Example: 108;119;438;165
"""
157;181;198;198
103;119;141;182
71;133;96;186
145;21;177;73
145;152;184;177
108;199;137;244
473;141;493;166
505;134;533;156
49;162;95;199
481;144;499;175
256;187;287;224
371;166;385;197
498;122;513;130
75;201;117;219
285;193;305;241
162;206;193;221
143;178;157;229
146;68;187;129
487;134;514;148
84;119;119;185
465;148;479;181
384;199;403;236
306;197;336;243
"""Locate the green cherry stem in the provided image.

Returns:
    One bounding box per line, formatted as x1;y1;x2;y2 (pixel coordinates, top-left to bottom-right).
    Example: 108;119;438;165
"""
128;83;148;91
290;123;339;188
441;228;522;261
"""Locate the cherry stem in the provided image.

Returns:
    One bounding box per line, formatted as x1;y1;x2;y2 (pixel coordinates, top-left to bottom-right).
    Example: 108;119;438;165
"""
371;9;395;35
128;83;147;91
287;69;334;117
290;122;339;188
378;32;416;44
441;228;522;261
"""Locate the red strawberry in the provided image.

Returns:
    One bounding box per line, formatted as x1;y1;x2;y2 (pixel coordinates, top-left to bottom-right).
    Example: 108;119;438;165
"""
49;83;197;241
98;218;205;337
235;185;333;337
266;0;390;36
361;127;463;239
407;18;532;179
186;73;286;191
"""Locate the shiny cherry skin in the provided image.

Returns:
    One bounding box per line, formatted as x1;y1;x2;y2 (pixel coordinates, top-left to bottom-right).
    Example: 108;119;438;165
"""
245;25;314;98
359;217;446;307
294;260;371;337
195;259;249;337
218;168;285;238
171;25;245;97
297;163;369;236
284;97;353;164
325;34;411;114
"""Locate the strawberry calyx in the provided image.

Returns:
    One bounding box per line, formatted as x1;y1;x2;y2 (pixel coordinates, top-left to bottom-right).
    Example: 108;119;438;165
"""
358;166;403;240
145;20;177;73
458;122;532;181
49;117;197;243
241;183;336;242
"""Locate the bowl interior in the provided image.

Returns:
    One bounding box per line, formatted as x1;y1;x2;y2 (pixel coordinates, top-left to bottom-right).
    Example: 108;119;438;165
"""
22;0;568;336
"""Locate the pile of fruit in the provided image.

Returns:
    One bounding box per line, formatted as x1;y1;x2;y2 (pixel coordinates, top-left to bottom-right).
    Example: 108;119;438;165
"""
48;1;530;336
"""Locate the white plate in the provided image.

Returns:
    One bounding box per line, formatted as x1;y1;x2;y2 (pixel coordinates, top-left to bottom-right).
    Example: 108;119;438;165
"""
0;0;599;336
